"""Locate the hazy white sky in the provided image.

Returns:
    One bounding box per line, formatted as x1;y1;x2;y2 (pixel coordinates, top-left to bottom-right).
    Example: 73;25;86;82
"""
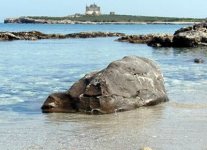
0;0;206;22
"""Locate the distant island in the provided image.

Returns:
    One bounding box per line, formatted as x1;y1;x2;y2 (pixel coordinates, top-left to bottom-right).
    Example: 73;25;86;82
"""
4;15;205;24
4;3;206;24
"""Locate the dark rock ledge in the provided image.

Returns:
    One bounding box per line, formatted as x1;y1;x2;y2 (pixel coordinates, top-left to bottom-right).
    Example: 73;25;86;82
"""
41;56;169;114
0;31;125;41
117;34;173;47
117;22;207;47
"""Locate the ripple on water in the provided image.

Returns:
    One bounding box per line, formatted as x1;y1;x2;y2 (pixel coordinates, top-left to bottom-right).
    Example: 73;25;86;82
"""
0;95;24;105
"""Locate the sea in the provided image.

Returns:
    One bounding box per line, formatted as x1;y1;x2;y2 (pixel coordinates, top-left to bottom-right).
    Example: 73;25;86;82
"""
0;23;207;150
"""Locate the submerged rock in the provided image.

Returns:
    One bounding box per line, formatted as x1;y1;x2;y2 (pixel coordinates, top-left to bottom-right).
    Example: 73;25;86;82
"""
41;56;169;114
194;58;204;63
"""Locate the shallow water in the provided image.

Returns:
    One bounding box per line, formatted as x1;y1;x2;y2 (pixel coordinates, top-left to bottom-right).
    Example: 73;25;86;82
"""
0;24;207;150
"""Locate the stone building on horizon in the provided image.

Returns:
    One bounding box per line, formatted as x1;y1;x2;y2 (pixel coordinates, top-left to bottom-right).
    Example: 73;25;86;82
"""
85;3;101;16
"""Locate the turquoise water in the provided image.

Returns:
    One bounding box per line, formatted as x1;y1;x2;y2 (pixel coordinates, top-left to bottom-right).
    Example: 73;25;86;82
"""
0;23;186;34
0;24;207;150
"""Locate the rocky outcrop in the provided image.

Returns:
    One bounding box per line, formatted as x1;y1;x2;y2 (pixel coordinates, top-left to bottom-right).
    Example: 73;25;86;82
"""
147;34;173;47
0;32;21;40
0;31;125;41
173;22;207;47
117;34;155;44
117;34;173;47
0;31;64;41
41;56;169;114
117;22;207;47
66;32;125;38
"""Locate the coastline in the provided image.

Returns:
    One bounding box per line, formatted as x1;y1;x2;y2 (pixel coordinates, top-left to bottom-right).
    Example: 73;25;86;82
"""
4;21;198;25
4;17;200;25
74;21;198;25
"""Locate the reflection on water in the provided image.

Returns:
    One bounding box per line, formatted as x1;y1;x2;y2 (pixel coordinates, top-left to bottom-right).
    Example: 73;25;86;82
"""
170;101;207;109
153;46;207;58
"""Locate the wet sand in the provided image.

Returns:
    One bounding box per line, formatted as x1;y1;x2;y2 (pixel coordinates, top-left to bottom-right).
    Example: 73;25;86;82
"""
0;98;207;150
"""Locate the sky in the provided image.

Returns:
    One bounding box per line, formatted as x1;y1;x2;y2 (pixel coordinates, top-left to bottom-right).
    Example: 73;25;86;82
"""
0;0;206;22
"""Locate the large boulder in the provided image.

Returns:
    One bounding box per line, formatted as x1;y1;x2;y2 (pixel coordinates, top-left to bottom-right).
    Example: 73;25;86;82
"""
41;56;169;114
173;22;207;47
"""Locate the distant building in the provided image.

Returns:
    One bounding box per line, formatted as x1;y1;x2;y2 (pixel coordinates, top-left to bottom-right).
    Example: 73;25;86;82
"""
85;3;101;16
110;12;115;15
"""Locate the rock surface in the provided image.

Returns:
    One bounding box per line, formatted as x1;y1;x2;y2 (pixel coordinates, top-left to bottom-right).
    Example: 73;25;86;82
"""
0;31;125;41
117;34;155;44
117;22;207;47
147;34;173;47
173;22;207;47
41;56;169;114
117;34;173;47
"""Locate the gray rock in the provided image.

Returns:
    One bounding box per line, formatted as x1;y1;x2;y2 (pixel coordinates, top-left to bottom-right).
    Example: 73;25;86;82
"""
41;56;169;114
